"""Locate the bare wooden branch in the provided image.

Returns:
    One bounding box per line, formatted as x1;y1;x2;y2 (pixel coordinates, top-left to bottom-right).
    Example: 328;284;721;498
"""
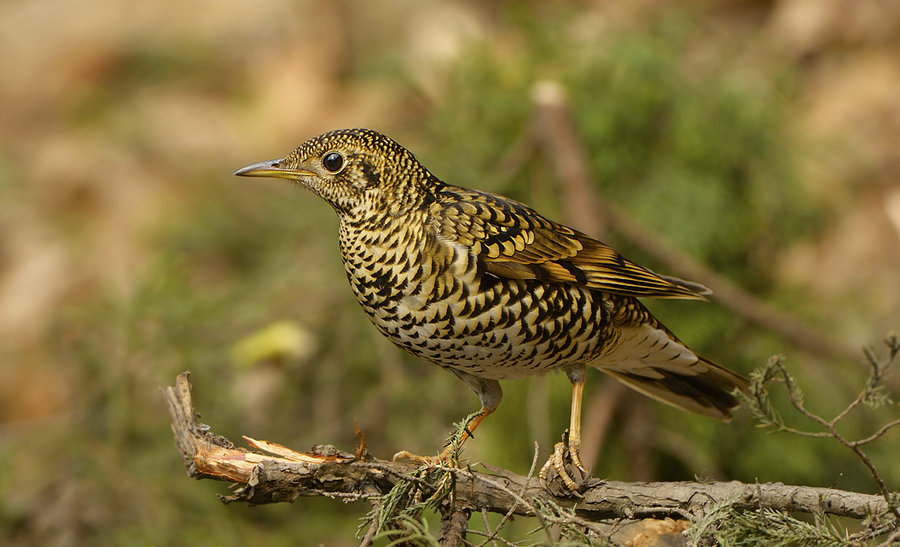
163;372;891;523
438;506;470;547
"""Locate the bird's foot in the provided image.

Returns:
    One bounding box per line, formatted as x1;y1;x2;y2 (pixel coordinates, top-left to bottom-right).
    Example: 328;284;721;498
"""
539;430;588;496
392;446;457;467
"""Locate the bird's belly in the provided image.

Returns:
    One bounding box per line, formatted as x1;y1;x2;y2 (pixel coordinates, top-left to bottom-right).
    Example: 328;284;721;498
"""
368;277;610;380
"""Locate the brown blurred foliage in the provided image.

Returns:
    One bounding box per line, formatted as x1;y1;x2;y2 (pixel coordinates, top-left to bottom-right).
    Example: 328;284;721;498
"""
1;0;899;545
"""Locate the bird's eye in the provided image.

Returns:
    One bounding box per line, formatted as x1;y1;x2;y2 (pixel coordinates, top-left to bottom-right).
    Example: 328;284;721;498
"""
322;152;344;172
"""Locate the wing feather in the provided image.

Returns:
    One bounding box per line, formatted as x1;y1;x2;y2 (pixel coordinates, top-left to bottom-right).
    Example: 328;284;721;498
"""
435;187;708;299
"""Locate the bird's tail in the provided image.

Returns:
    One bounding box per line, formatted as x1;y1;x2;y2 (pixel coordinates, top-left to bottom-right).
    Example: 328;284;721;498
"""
592;323;749;421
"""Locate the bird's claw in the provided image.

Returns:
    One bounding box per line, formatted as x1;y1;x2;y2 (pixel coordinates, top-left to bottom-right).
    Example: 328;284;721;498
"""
392;449;455;467
539;430;587;496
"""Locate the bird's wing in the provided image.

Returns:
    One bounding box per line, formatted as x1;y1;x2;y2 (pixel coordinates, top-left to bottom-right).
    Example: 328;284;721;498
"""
435;187;708;299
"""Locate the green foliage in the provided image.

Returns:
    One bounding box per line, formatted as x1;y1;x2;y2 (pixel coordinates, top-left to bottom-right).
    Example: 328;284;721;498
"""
720;336;900;544
365;468;452;540
529;498;616;547
742;334;900;466
373;514;442;546
861;332;899;409
690;497;852;547
361;414;468;540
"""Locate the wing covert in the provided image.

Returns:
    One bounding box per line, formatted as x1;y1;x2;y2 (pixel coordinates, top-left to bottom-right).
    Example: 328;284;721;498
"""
434;187;708;299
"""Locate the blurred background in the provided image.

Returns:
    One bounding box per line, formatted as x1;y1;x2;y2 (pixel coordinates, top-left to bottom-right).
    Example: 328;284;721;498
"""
1;0;899;545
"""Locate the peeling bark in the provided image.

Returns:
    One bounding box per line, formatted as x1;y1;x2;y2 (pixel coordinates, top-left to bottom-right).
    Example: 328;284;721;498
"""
163;372;890;523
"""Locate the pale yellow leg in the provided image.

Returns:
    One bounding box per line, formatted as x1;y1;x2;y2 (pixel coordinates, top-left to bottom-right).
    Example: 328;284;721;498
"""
540;372;587;494
568;375;586;472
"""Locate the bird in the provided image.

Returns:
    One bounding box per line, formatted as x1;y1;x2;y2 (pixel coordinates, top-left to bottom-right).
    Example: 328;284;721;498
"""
235;128;748;491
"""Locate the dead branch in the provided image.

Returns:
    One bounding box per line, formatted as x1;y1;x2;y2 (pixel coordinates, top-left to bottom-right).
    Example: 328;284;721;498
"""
438;506;471;547
164;372;890;523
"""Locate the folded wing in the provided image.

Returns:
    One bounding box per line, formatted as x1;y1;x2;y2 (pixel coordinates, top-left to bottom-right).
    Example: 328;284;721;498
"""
435;187;709;299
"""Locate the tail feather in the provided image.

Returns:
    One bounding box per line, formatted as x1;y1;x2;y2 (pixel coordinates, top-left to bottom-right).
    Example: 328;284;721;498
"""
592;322;749;420
603;357;748;420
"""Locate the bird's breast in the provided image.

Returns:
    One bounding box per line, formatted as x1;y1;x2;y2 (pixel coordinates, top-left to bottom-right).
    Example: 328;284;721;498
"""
338;223;611;379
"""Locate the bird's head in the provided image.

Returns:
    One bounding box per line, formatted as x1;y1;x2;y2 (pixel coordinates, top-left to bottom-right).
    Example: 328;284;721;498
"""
235;129;436;218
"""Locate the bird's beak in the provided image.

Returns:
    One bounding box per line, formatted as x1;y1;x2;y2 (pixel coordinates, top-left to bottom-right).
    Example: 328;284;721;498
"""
233;159;315;180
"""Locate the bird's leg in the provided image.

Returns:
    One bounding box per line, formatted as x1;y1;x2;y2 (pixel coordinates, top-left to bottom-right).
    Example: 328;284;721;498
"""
393;407;493;465
540;366;588;494
567;372;586;472
439;406;493;461
394;374;501;465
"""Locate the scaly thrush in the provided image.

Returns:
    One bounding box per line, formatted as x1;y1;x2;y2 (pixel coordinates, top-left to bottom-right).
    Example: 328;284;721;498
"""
235;128;748;491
